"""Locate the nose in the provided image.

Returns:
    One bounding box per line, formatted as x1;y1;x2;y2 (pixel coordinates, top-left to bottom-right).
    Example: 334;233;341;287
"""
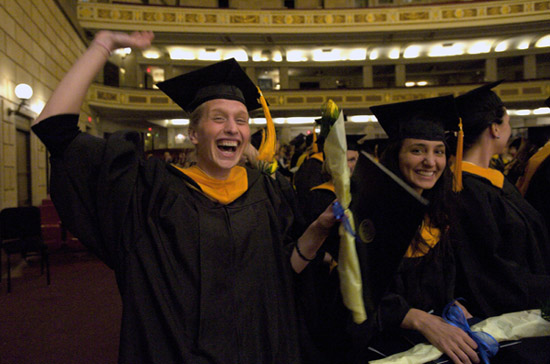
224;118;238;134
423;152;436;167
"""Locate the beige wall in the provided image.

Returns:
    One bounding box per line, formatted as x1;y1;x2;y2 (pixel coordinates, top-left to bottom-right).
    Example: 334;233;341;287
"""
0;0;88;209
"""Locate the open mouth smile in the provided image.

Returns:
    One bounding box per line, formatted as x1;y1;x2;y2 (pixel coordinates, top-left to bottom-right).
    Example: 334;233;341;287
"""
416;170;435;177
217;140;239;153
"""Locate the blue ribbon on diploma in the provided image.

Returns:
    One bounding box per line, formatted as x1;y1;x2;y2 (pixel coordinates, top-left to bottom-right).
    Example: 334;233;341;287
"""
442;301;499;364
332;201;355;238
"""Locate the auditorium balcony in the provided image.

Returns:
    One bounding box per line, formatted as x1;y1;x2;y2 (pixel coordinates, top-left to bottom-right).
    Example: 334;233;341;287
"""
0;0;549;208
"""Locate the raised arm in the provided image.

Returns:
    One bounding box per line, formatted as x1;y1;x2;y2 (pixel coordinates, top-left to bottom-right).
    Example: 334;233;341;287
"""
33;30;154;126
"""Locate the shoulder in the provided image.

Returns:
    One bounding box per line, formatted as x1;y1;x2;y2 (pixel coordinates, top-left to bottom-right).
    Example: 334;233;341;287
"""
458;172;504;212
462;172;497;197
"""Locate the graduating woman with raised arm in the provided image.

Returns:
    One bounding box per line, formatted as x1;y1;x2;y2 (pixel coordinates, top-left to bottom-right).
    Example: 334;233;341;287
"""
32;30;336;364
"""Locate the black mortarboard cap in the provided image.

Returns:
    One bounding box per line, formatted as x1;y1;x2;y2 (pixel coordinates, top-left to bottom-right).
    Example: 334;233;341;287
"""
456;80;503;106
370;95;459;141
250;128;265;150
455;80;504;132
350;152;428;313
346;134;363;151
156;58;262;114
290;133;306;147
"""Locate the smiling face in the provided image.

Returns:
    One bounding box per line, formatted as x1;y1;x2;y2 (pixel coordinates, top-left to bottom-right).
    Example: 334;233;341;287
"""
398;138;446;194
188;98;250;179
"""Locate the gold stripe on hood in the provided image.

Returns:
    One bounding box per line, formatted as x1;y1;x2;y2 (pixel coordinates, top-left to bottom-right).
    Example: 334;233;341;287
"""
462;161;504;189
175;165;248;205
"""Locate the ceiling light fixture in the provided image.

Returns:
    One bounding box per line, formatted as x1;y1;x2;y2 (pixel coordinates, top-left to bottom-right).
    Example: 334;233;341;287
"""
403;45;421;59
224;49;248;62
517;41;530;50
535;35;550;48
349;49;367;60
171;119;189;125
468;40;492;54
168;48;195;60
389;48;400;59
369;49;379;60
495;41;508;52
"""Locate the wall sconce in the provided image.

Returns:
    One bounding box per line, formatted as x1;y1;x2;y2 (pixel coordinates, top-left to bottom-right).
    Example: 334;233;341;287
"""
8;83;33;116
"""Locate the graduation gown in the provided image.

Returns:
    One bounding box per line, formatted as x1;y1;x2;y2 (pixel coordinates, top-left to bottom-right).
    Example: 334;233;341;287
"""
453;163;550;318
366;227;456;359
378;241;455;331
32;114;302;364
296;183;353;364
521;143;550;236
293;153;325;212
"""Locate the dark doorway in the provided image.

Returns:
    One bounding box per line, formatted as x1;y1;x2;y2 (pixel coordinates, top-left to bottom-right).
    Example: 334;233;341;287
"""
103;61;120;87
16;129;32;206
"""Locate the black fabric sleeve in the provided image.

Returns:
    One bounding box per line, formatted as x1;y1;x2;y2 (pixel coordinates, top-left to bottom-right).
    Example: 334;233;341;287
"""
376;293;411;332
31;113;81;157
35;118;142;269
524;158;550;237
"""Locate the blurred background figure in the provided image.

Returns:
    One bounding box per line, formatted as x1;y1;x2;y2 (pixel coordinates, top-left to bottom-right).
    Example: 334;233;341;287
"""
453;82;550;322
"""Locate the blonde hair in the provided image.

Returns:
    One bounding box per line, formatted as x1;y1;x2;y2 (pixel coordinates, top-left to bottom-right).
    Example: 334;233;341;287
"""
188;103;207;133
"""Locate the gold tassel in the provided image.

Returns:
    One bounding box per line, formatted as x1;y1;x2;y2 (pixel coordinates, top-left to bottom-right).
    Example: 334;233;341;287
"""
311;127;319;154
453;117;464;192
256;87;276;163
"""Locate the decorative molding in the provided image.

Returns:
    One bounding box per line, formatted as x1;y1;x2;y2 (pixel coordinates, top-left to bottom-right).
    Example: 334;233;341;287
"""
88;80;550;113
78;1;550;33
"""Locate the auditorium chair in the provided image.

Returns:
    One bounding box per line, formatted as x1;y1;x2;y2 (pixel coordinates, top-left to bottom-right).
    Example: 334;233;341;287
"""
0;206;51;293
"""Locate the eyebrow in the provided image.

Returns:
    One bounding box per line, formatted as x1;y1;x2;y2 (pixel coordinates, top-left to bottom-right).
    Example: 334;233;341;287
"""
209;108;249;117
407;142;445;148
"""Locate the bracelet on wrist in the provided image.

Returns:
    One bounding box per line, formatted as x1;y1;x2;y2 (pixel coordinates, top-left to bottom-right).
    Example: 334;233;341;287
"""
295;241;315;262
93;40;113;56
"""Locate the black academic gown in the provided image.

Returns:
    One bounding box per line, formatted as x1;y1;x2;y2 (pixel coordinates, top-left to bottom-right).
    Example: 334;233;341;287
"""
366;237;456;359
453;169;550;318
524;154;550;236
296;185;353;364
33;114;302;364
293;155;325;212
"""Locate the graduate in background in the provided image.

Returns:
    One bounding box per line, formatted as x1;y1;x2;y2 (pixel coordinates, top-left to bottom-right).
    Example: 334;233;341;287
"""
365;96;479;364
293;124;326;213
296;134;361;364
453;82;550;319
516;98;550;234
31;30;337;364
518;126;550;235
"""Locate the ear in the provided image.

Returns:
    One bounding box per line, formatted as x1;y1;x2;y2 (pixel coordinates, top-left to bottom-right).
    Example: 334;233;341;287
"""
188;128;199;145
490;123;500;139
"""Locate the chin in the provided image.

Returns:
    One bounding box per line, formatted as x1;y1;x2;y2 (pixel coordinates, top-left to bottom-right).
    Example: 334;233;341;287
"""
419;182;437;191
216;158;240;170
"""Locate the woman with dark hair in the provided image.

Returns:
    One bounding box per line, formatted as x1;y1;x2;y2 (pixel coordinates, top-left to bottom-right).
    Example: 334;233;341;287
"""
366;96;480;364
453;82;550;319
